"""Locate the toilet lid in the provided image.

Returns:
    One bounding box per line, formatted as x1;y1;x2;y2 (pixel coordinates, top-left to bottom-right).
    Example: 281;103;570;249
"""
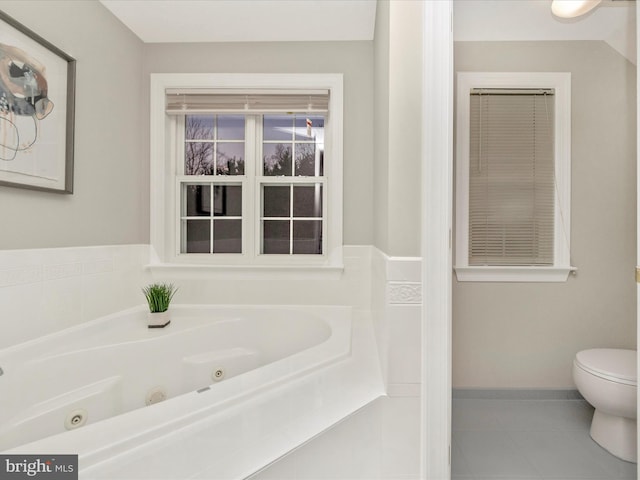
575;349;637;386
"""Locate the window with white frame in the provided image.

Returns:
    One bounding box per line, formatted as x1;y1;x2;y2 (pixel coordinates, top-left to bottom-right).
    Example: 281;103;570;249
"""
150;74;343;268
455;72;573;282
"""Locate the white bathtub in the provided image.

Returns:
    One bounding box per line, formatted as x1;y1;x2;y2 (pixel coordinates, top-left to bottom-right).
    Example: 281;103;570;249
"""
0;305;352;466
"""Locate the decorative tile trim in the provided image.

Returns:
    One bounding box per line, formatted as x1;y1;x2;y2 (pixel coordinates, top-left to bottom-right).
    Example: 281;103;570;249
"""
0;266;42;288
44;263;83;281
388;282;422;304
0;246;145;289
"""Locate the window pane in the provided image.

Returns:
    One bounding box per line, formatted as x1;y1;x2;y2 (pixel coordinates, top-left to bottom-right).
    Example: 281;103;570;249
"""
263;185;290;217
213;219;242;253
294;115;324;141
185;142;213;175
295;143;323;176
293;220;322;254
263;115;292;141
263;220;290;254
185;115;214;140
263;143;292;176
213;185;242;217
216;143;245;175
293;185;322;218
217;115;245;140
185;184;211;216
184;220;210;253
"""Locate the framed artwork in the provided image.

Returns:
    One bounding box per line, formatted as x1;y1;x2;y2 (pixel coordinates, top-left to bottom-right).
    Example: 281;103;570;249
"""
0;10;76;194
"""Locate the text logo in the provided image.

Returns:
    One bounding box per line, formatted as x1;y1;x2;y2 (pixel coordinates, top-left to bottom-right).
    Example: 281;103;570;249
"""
0;455;77;480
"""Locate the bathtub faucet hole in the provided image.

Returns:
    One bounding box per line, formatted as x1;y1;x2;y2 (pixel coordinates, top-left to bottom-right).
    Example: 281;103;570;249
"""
212;368;225;382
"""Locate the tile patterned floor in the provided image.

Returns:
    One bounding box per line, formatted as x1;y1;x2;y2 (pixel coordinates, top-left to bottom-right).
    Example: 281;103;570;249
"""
452;398;637;480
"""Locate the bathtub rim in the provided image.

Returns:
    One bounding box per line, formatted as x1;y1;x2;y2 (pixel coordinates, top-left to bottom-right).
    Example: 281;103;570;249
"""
0;303;335;358
3;304;352;471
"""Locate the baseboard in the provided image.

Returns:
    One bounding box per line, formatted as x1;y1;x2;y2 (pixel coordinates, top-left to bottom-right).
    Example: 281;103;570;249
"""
452;388;584;400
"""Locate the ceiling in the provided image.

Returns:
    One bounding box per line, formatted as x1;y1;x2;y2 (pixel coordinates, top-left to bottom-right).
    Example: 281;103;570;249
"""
99;0;377;43
100;0;635;63
454;0;636;63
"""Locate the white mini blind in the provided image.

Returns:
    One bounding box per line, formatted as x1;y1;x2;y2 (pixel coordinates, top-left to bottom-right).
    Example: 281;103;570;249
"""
166;89;329;115
468;89;555;266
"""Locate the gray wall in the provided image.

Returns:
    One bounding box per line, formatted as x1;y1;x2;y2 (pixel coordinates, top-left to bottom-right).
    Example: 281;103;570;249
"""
0;1;146;249
373;0;423;257
142;41;374;247
0;1;413;252
453;41;637;388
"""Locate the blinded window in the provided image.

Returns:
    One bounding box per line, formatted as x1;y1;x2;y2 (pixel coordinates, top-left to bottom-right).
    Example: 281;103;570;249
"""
468;89;555;266
166;89;330;115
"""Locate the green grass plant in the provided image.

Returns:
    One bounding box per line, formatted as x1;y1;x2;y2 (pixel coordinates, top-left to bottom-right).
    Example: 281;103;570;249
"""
142;283;178;313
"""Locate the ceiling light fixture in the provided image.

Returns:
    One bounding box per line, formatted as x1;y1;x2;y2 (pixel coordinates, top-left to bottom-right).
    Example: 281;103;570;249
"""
551;0;602;18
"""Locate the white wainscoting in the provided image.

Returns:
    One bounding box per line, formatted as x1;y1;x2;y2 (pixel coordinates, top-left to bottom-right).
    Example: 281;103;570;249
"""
146;245;372;309
372;248;422;397
0;245;149;348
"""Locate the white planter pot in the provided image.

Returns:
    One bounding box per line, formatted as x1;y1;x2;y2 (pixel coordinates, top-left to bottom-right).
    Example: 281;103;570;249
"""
148;310;171;328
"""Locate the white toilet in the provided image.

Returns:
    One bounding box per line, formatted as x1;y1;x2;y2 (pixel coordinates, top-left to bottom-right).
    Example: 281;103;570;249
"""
573;348;637;463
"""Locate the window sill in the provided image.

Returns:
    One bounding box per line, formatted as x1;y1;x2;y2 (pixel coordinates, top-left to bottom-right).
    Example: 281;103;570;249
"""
454;266;576;283
144;262;345;280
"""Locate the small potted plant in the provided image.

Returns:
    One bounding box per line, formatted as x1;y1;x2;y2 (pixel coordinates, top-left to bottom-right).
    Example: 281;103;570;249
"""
142;283;177;328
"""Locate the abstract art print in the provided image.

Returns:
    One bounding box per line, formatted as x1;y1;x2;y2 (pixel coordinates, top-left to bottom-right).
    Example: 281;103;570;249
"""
0;10;75;193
